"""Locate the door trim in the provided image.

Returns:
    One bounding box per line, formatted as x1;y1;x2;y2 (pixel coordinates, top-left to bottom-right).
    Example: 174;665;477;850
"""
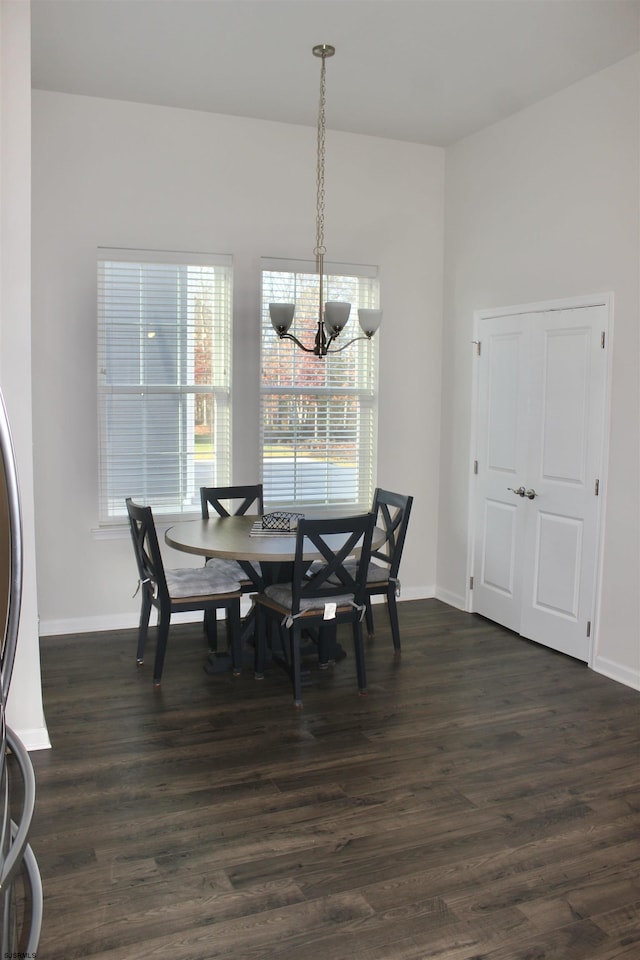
466;293;613;669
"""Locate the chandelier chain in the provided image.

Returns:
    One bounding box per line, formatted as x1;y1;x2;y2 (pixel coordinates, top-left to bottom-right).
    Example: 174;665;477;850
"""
315;52;327;262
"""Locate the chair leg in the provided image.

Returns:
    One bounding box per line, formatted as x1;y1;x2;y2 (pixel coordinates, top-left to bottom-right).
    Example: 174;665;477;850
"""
290;624;303;709
267;617;285;662
136;593;152;664
254;606;266;680
152;608;170;687
365;596;375;639
317;622;337;668
204;609;218;652
353;620;368;696
228;599;242;676
387;585;401;655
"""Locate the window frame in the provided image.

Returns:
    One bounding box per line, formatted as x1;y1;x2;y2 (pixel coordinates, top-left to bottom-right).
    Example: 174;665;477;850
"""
97;247;233;525
260;257;379;513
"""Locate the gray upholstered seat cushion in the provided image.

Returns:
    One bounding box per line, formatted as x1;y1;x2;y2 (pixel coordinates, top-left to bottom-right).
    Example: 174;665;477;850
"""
165;566;241;599
205;556;261;581
308;558;390;585
264;582;355;613
361;560;390;583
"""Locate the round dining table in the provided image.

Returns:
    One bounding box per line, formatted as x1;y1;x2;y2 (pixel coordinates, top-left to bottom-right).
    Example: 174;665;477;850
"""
164;514;381;567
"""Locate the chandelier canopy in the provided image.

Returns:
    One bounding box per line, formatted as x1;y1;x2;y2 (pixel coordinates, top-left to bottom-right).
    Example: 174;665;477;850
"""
268;44;382;357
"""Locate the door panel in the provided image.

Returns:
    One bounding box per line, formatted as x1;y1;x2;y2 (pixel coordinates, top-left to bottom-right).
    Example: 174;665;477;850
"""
540;328;591;483
487;334;521;472
482;500;518;594
472;303;607;662
532;512;582;617
473;319;530;633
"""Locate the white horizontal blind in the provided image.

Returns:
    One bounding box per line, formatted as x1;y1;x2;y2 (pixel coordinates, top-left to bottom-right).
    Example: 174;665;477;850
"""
261;259;379;511
97;249;232;522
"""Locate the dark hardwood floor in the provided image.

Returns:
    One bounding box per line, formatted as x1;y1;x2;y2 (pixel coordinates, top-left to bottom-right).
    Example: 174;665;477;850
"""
19;599;640;959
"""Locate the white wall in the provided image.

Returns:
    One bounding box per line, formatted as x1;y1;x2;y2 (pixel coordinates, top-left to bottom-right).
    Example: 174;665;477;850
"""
0;1;49;749
439;55;640;688
31;91;443;633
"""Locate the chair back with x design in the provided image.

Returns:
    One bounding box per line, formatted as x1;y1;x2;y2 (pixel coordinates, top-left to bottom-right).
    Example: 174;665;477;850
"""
199;484;265;597
371;488;414;581
360;488;413;653
290;515;374;618
127;498;169;606
200;484;264;519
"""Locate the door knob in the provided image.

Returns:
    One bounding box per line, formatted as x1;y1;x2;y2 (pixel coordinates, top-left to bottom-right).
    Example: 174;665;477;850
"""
525;489;537;499
507;486;526;497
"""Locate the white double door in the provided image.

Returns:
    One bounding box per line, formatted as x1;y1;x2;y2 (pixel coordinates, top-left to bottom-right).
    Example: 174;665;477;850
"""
471;301;609;662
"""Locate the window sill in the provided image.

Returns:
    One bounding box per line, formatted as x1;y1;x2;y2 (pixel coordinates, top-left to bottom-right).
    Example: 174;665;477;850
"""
92;512;200;540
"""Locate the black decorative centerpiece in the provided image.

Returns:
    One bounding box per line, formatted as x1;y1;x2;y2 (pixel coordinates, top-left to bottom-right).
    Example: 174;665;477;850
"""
261;511;305;532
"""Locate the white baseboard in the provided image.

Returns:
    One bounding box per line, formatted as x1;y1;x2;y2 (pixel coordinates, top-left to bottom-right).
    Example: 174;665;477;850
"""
592;654;640;691
40;612;142;636
39;588;437;637
392;584;435;603
434;586;467;610
39;603;254;637
14;726;51;752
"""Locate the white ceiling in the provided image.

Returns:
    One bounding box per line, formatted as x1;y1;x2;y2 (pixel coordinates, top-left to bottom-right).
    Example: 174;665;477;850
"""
30;0;640;147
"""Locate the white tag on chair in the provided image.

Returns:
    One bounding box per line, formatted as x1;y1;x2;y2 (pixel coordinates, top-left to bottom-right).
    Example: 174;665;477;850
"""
324;602;337;620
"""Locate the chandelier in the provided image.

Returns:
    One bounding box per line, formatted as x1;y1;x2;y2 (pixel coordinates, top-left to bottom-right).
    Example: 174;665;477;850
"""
269;44;382;357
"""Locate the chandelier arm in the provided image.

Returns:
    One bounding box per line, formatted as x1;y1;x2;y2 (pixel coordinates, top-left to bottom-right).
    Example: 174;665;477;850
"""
276;327;371;356
276;331;319;353
325;333;375;354
323;328;341;349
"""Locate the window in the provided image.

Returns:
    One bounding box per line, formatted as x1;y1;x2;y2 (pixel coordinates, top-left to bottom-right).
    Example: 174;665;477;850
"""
261;258;379;511
97;248;232;523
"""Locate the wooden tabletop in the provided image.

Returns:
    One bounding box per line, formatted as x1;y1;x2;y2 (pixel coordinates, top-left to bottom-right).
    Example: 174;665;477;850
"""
165;514;383;563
